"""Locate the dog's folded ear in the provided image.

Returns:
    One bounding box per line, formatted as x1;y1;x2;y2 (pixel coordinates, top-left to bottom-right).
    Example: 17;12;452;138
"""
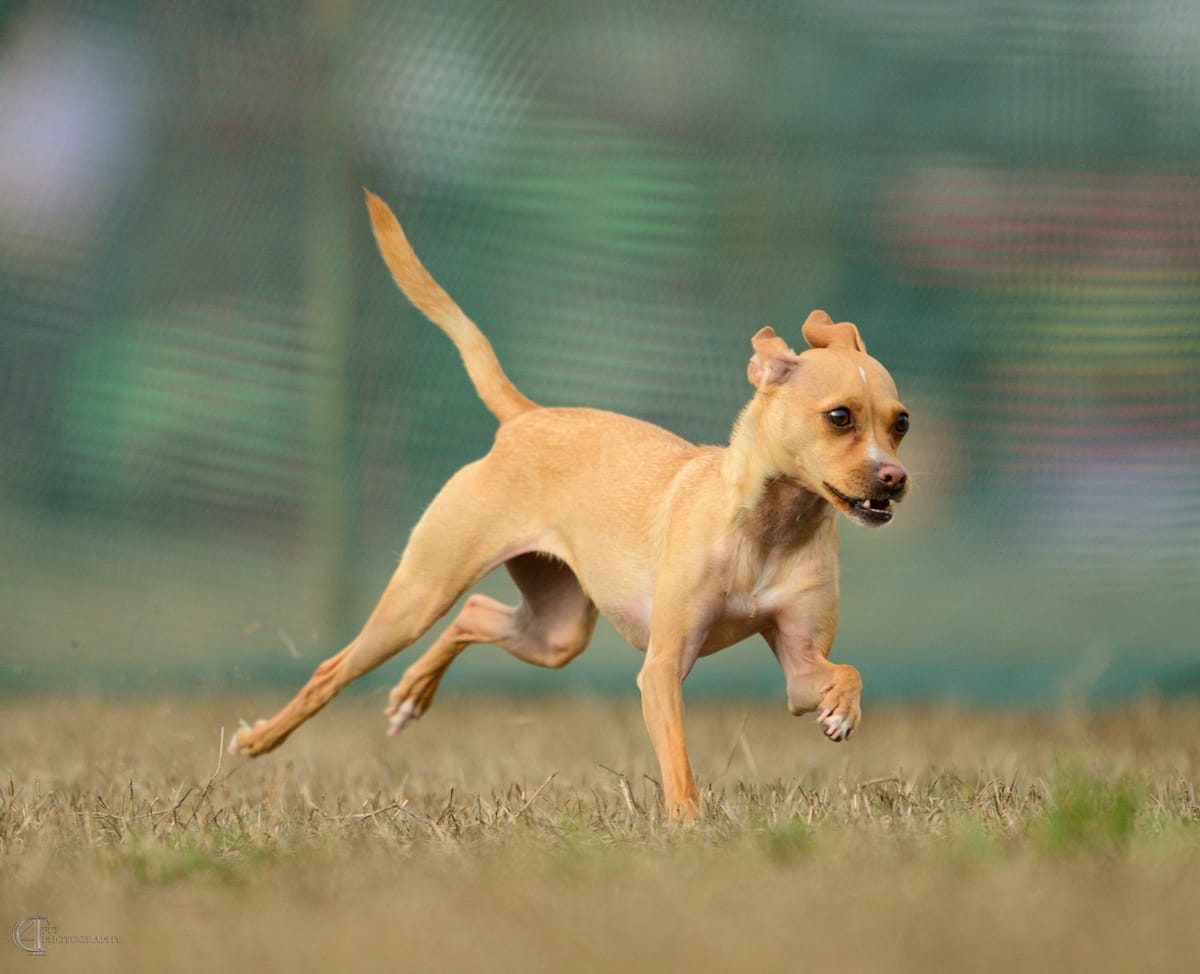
748;326;802;389
801;310;866;353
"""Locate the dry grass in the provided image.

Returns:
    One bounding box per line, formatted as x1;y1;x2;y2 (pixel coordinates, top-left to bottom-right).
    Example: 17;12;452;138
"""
2;694;1199;973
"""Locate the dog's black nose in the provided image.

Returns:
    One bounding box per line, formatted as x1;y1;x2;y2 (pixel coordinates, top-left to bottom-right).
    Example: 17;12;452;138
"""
875;463;907;493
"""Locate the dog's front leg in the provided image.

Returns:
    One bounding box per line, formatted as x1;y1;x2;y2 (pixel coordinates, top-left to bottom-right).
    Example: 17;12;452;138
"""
767;585;862;742
637;645;700;821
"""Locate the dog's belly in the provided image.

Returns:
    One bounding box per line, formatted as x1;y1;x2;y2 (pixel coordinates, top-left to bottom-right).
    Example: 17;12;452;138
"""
699;615;766;656
592;589;771;658
504;530;656;651
601;596;653;651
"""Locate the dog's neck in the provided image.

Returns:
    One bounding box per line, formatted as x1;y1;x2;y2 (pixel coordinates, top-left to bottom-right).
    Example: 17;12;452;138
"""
724;397;834;549
741;475;832;555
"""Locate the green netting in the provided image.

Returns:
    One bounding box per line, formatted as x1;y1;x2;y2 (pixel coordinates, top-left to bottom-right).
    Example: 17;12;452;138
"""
2;0;1197;702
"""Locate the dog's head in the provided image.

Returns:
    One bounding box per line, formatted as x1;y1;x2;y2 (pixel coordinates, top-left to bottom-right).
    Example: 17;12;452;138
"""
746;310;910;527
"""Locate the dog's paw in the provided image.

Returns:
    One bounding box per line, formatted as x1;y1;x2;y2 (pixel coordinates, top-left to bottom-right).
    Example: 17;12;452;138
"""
817;707;855;741
384;698;423;736
384;668;443;736
815;677;861;742
228;718;269;756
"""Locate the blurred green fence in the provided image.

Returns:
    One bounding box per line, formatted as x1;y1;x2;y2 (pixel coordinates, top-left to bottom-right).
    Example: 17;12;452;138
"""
2;0;1198;704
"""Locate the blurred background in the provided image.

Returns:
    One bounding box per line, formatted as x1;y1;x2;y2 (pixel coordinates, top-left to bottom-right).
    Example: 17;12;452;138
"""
2;0;1197;707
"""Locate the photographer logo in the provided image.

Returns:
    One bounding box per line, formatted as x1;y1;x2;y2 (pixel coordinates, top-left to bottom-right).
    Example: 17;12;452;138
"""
12;916;119;955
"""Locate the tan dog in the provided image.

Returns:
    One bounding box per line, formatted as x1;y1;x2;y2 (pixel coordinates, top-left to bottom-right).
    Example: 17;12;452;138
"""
229;190;910;821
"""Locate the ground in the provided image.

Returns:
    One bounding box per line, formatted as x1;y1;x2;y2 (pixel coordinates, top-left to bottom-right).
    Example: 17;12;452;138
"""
2;694;1199;972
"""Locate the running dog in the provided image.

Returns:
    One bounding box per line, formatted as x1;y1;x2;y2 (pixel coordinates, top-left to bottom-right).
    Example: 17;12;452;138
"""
229;190;911;821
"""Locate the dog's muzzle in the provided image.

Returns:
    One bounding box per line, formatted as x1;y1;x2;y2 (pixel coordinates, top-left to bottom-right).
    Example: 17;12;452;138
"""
823;481;905;526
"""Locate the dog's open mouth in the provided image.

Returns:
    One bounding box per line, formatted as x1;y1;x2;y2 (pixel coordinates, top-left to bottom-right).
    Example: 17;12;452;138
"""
823;482;896;526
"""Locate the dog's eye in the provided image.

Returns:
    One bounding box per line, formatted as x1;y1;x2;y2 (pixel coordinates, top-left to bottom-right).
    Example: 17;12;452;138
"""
893;412;910;436
825;407;853;429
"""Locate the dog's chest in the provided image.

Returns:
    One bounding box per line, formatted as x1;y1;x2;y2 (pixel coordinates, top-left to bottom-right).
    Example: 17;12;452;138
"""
722;545;823;619
700;576;810;657
714;498;838;636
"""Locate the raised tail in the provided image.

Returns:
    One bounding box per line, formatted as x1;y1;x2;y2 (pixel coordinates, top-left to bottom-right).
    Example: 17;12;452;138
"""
363;189;538;423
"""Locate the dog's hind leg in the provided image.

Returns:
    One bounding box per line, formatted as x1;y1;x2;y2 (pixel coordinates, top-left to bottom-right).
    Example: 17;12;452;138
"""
385;552;598;732
229;461;521;757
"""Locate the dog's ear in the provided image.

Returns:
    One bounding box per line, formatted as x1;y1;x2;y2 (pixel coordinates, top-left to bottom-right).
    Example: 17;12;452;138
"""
747;326;802;389
801;310;866;353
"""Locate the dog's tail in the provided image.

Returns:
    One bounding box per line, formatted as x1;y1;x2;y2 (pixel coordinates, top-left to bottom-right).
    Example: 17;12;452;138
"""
364;189;538;423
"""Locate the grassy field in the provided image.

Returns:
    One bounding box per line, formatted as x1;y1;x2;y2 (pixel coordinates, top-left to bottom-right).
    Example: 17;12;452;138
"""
2;694;1199;973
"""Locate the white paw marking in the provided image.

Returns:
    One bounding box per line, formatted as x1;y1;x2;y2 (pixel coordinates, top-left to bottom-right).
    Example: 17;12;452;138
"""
821;713;853;741
387;699;419;733
227;718;258;756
